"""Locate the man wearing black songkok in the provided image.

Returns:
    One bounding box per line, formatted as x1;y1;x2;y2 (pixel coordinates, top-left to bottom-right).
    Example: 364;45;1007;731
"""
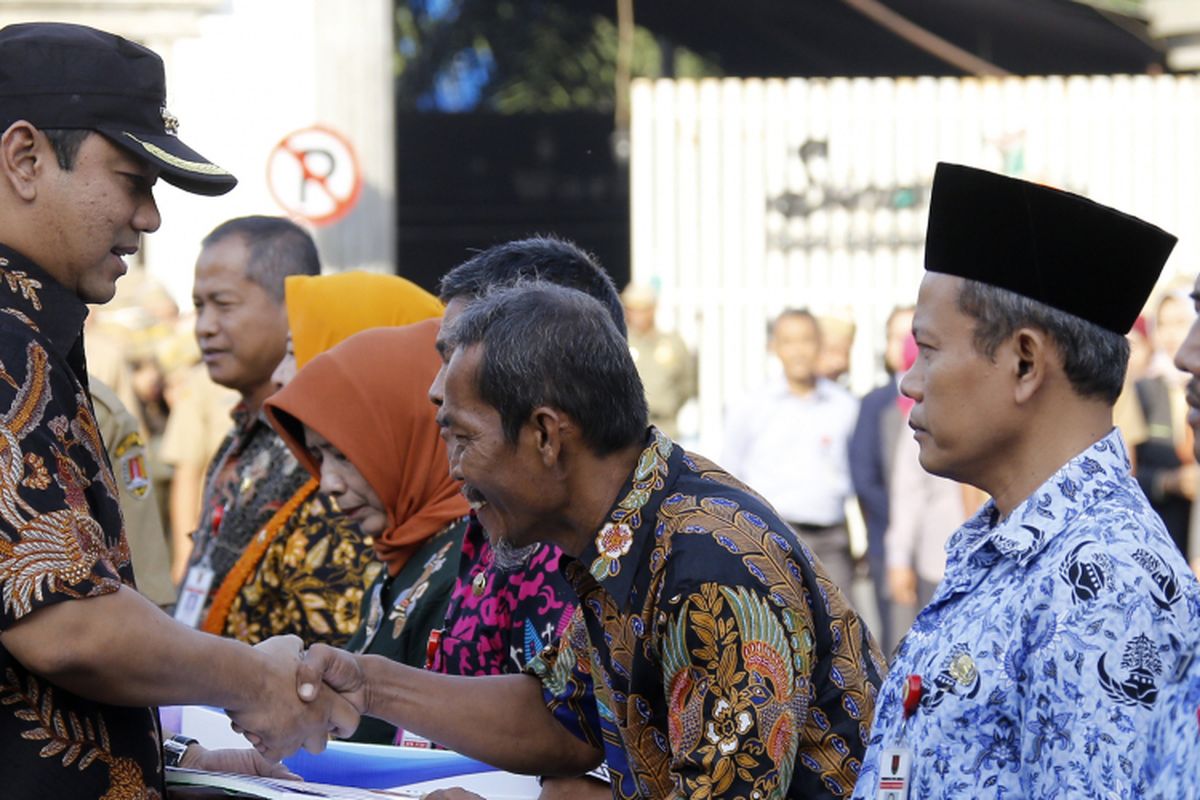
851;163;1200;799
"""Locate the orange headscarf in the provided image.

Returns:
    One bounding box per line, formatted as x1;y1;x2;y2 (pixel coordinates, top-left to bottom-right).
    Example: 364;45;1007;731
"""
285;271;444;369
264;320;469;575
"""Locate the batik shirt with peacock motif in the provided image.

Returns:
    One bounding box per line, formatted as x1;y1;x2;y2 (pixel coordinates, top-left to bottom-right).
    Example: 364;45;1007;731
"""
0;245;163;798
852;429;1200;800
526;428;886;799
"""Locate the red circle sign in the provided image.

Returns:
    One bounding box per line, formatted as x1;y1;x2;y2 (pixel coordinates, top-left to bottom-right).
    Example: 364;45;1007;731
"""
267;125;363;226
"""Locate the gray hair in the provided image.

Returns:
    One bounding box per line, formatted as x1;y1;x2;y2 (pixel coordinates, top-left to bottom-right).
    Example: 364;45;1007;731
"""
956;278;1129;404
437;235;626;338
445;281;648;455
200;216;320;302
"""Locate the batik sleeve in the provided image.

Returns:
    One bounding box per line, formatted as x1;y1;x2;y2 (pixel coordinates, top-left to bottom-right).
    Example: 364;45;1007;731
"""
0;339;126;632
524;610;603;749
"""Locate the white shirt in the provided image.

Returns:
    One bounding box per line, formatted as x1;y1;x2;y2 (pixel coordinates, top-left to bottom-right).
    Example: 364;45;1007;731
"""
721;377;858;525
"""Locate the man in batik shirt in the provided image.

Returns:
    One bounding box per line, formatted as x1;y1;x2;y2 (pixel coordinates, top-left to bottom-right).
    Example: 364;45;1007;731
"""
851;163;1200;800
427;236;628;796
0;23;357;797
179;216;373;646
295;283;885;798
428;236;627;681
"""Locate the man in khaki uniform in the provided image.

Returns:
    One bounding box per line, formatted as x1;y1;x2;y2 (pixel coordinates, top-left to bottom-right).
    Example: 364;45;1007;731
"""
160;362;238;582
90;377;175;606
621;283;696;440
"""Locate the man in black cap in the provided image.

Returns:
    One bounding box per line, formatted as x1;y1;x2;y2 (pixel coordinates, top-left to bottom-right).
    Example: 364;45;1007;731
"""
0;23;355;797
851;163;1200;799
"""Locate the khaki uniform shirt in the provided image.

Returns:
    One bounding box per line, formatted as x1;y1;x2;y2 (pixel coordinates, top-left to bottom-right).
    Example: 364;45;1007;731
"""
89;376;175;607
160;363;238;471
627;328;696;440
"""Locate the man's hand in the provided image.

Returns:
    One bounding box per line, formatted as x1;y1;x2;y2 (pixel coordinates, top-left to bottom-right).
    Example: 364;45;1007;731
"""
538;776;612;799
225;636;360;760
180;743;301;780
296;643;370;715
887;565;918;606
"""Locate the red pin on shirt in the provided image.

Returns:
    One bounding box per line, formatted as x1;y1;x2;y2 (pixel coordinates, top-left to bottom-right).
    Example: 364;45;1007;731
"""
902;674;923;719
211;503;225;538
425;629;443;670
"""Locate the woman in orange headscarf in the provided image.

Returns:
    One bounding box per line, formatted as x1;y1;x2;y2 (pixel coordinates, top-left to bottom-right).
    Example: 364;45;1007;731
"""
265;320;470;743
203;271;443;646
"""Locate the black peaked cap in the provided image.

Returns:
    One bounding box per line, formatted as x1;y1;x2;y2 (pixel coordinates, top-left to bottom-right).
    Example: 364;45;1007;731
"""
0;22;236;196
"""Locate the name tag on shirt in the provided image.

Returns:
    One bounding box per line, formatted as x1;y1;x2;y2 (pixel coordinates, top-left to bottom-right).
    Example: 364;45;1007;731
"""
876;746;912;800
174;564;214;628
396;729;433;749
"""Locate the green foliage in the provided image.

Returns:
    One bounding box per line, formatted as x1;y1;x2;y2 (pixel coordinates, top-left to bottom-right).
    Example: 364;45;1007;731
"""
393;0;721;113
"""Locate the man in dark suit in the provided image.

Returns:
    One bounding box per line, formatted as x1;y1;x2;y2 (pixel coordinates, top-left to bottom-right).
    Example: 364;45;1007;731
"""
849;304;913;653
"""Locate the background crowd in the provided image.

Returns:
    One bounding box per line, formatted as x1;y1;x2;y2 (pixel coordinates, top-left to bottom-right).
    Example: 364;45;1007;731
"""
93;245;1200;658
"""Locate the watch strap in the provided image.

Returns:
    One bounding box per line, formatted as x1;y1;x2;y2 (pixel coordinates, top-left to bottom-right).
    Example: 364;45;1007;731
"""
163;734;198;768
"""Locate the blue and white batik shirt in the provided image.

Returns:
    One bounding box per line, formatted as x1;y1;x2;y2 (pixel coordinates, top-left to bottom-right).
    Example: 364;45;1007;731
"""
1144;641;1200;800
852;429;1200;800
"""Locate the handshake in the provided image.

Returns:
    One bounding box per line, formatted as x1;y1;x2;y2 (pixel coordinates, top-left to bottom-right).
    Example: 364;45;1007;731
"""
224;636;370;761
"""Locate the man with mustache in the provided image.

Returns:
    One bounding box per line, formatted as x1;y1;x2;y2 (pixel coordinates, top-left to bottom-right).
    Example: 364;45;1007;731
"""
851;163;1200;799
291;282;884;798
427;236;626;798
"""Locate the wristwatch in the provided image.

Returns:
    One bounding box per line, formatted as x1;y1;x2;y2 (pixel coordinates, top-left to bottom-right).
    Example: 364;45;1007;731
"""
163;734;198;768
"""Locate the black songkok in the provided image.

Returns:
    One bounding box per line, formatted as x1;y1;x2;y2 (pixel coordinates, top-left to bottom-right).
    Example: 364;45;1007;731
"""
924;162;1176;334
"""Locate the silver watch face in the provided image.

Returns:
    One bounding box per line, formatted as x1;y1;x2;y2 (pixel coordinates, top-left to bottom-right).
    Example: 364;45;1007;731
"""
163;737;192;767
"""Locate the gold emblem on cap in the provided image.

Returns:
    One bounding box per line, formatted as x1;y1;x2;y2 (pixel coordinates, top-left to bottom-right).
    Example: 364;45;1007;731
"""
121;133;232;176
160;105;179;136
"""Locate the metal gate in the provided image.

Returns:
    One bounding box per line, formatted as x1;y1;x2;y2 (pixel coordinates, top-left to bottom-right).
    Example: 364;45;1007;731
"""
630;74;1200;454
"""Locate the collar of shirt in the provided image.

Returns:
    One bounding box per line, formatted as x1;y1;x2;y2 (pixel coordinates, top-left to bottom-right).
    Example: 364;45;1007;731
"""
942;428;1131;588
0;243;88;364
564;426;678;610
229;398;277;440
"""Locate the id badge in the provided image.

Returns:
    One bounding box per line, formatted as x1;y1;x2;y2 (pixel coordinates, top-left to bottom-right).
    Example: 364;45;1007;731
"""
173;563;215;628
876;745;913;800
396;729;433;749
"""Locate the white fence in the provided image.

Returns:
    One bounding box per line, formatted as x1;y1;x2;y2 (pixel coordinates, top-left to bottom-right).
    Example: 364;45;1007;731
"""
630;75;1200;456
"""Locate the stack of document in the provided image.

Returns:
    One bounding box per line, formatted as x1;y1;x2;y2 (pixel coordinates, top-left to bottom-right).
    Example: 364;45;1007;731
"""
167;767;421;798
161;705;539;799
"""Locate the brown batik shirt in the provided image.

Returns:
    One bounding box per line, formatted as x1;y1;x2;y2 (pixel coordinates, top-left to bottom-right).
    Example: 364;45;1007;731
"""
527;429;887;799
0;244;163;797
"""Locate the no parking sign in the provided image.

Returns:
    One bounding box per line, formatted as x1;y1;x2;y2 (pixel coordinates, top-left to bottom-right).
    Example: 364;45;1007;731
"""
267;125;363;226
